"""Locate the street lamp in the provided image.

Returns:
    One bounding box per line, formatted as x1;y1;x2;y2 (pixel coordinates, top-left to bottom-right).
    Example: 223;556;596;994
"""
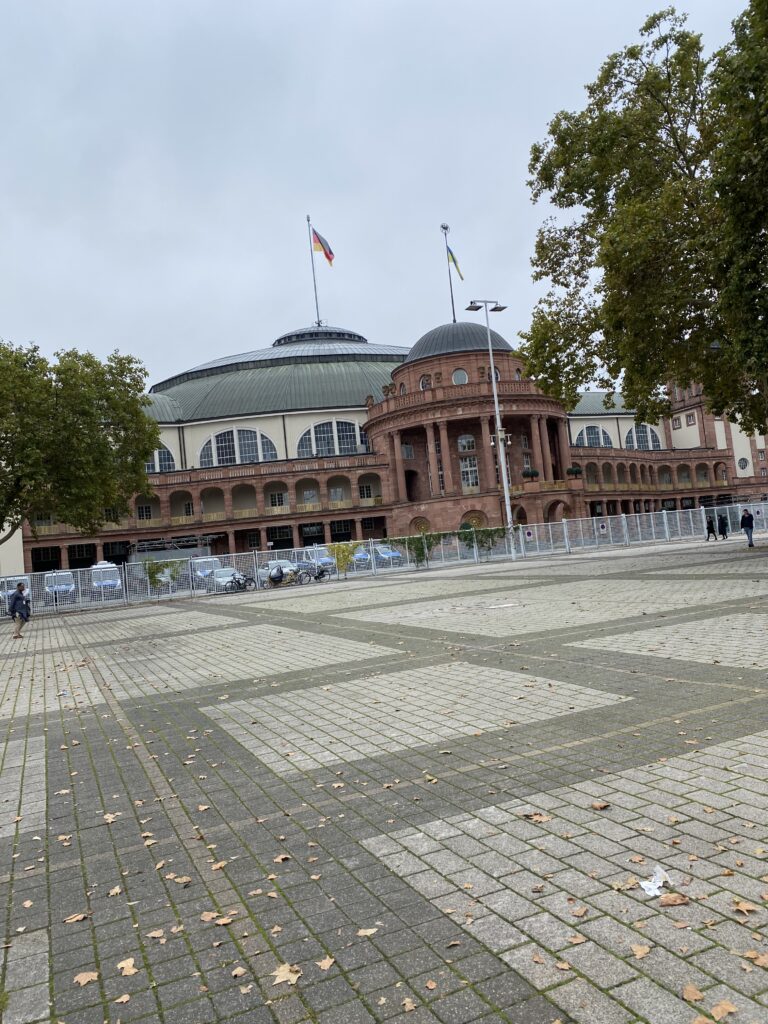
466;300;515;553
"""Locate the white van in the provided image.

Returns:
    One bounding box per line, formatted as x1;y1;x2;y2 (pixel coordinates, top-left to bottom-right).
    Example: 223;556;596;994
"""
90;561;122;597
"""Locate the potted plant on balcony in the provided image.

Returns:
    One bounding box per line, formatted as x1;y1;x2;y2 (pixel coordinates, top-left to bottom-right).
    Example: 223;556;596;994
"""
521;468;540;480
566;465;583;477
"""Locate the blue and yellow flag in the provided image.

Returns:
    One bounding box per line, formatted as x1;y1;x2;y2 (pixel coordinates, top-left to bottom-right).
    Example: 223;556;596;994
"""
447;245;464;281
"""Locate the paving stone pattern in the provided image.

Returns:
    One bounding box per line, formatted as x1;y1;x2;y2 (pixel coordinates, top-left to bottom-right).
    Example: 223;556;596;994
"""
1;541;768;1023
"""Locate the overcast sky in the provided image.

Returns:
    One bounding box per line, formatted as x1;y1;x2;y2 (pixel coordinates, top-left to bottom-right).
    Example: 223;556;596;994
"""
1;0;745;387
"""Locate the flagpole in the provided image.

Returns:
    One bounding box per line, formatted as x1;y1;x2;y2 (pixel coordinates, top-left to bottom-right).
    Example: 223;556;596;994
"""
307;214;321;326
440;223;456;323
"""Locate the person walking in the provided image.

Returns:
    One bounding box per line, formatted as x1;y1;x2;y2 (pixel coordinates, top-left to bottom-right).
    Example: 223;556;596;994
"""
705;517;717;541
740;508;755;548
8;582;30;639
717;514;728;540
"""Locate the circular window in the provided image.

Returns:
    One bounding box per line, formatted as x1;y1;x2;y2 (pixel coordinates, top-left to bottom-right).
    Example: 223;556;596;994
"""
738;458;749;470
419;375;431;391
452;368;468;386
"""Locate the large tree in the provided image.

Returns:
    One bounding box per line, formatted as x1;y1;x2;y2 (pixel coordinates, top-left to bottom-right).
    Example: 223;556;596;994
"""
521;4;768;434
0;343;159;546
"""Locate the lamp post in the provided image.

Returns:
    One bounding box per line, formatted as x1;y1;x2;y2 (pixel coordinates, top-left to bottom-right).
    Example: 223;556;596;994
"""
466;300;515;555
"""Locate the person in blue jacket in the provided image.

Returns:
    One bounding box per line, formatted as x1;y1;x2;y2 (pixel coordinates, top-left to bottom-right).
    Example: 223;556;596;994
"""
8;582;30;639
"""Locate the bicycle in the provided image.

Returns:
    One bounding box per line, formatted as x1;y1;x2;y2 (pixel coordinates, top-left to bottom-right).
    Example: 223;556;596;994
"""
224;572;257;593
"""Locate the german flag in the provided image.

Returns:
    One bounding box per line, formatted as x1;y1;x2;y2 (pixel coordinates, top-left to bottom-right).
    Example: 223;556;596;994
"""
312;228;334;266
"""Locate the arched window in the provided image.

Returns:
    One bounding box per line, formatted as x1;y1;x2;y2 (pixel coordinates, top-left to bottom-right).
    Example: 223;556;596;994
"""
574;426;612;447
625;425;662;451
457;434;476;453
296;420;365;458
399;383;406;395
452;368;468;385
487;367;501;382
145;445;176;473
198;428;279;467
419;374;431;391
515;369;523;380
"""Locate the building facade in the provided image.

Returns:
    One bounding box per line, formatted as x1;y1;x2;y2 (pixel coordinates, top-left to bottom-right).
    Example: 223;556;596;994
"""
21;321;765;572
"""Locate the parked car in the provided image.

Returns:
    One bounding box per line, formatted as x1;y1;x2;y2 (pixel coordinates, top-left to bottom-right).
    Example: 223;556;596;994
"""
296;548;335;573
210;567;240;591
44;570;76;604
0;576;30;610
372;545;403;567
352;547;371;568
190;557;223;590
90;561;123;598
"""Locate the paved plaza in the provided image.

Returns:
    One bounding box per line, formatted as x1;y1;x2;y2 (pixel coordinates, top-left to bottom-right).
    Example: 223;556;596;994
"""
2;542;768;1024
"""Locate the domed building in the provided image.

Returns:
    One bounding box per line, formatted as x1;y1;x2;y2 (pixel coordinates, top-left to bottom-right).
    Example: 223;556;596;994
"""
22;318;754;571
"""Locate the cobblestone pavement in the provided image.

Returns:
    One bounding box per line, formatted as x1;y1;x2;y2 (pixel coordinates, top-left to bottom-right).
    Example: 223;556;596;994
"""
2;540;768;1024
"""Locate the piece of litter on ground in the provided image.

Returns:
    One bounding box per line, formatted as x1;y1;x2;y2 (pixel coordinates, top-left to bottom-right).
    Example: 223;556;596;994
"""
639;864;671;897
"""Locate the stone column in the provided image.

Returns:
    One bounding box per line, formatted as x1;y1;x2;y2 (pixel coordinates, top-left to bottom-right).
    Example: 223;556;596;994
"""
223;488;233;517
540;417;554;482
353;518;363;540
530;415;545;476
480;417;496;492
60;546;69;569
95;542;104;562
392;430;406;502
426;422;441;496
291;524;301;549
158;493;171;522
227;529;236;554
437;420;454;493
557;419;571;478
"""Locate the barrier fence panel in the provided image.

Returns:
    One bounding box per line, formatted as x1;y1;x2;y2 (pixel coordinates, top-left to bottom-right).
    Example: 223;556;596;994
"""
15;502;768;618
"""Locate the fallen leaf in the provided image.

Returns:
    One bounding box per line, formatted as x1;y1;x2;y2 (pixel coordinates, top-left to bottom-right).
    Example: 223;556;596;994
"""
200;911;218;922
524;812;552;823
117;958;138;977
631;945;651;960
316;956;335;971
211;861;227;871
532;952;545;964
357;928;378;937
215;917;233;926
114;994;130;1004
555;961;571;971
402;997;417;1011
64;912;89;924
273;854;291;863
231;967;246;978
712;1000;739;1021
22;900;32;909
568;935;587;945
425;979;437;990
571;906;588;918
146;929;164;939
74;971;98;987
271;963;302;986
108;886;122;897
659;893;689;906
197;805;210;812
682;984;704;1002
591;801;610;810
734;900;758;915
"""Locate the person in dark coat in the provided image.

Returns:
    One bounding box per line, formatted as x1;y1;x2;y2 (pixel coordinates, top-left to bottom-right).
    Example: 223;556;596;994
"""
705;517;717;541
8;582;30;639
740;509;755;547
717;514;728;540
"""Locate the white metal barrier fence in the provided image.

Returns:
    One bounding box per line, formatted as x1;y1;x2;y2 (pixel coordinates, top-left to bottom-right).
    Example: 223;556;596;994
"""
5;504;766;617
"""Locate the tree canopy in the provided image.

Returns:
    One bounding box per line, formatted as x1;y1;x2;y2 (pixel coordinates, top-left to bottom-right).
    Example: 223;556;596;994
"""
521;3;768;434
0;343;159;546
